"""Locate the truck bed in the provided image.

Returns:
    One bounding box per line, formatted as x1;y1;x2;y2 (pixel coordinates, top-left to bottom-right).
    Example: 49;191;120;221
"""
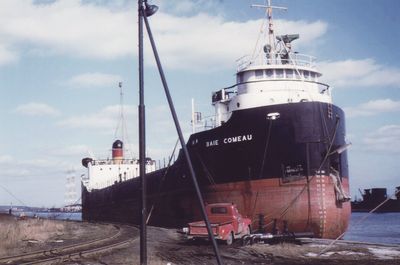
189;221;231;236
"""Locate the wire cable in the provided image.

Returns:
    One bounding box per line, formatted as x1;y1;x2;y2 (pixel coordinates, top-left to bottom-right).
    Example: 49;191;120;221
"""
318;189;400;256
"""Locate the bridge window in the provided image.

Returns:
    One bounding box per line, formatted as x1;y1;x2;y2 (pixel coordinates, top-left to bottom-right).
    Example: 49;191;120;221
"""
295;70;302;79
276;69;284;78
265;69;274;78
310;72;316;81
286;69;294;79
304;71;310;80
237;72;244;83
255;70;263;79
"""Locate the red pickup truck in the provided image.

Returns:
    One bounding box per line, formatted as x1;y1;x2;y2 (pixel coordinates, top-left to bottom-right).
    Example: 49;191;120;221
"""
183;203;252;245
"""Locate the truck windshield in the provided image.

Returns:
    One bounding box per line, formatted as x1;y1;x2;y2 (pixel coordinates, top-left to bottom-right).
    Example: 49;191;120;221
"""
211;207;227;214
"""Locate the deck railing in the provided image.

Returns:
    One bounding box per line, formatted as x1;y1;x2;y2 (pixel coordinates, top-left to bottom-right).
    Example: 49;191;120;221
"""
237;53;317;72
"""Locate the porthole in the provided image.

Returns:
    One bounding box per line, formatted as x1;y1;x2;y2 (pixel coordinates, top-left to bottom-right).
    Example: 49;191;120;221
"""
237;102;240;108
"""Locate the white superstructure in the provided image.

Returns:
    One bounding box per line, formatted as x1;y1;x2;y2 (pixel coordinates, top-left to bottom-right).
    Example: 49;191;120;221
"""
193;1;332;131
83;157;156;191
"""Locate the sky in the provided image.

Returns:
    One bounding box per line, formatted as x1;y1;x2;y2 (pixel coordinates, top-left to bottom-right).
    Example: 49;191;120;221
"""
0;0;399;207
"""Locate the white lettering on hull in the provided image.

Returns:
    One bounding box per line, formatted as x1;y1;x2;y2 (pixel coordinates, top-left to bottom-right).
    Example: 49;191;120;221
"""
205;134;253;147
206;140;219;147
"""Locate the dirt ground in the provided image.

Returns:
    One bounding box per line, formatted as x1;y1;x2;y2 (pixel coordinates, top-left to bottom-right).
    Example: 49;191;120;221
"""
0;213;117;257
81;226;400;265
1;214;399;265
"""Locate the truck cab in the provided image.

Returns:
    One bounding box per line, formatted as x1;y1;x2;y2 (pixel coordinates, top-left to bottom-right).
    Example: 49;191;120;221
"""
185;203;251;245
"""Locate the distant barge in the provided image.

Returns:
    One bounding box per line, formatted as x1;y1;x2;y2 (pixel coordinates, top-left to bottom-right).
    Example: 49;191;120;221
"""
351;186;400;212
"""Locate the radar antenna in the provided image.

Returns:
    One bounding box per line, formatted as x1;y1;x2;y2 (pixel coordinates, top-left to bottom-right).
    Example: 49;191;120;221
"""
252;0;287;63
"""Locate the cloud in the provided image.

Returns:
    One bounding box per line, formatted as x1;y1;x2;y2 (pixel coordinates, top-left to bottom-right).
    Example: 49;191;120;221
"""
0;0;135;60
69;72;122;88
161;0;197;14
0;0;328;72
57;104;178;132
148;14;327;71
57;104;135;130
57;103;180;159
49;144;90;157
0;154;80;206
14;102;60;116
0;44;18;65
344;99;400;118
158;0;220;15
0;155;70;179
319;59;400;88
274;19;328;49
0;155;13;164
362;125;400;154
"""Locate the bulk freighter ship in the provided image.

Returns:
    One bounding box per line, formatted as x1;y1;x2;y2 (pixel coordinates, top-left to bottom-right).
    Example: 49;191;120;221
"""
82;2;351;239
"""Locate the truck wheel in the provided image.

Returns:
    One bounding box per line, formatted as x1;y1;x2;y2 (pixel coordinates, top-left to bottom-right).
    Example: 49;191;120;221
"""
225;232;234;246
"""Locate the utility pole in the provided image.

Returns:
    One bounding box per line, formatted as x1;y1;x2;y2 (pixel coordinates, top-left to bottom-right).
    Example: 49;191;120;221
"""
138;0;147;264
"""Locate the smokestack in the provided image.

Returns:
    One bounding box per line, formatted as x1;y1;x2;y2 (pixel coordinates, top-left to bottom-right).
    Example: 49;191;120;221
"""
112;140;124;164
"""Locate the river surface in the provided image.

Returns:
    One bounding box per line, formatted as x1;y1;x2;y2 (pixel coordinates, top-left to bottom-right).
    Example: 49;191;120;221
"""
14;211;82;221
12;211;400;245
344;212;400;245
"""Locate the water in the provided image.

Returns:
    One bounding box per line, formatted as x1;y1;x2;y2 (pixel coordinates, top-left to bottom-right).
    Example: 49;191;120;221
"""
12;211;82;221
344;212;400;245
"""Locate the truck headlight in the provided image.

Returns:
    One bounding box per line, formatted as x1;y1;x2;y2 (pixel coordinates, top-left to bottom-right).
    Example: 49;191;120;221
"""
182;227;189;233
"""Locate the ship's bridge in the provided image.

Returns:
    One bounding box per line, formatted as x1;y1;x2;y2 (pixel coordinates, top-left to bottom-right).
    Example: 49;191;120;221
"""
206;53;332;128
235;53;330;103
191;11;333;132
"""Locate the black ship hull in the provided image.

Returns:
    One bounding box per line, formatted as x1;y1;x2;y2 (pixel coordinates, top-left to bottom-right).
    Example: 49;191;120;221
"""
82;101;350;238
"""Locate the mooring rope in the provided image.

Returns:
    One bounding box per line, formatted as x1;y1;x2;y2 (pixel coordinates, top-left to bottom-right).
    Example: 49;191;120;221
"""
146;138;179;224
318;188;400;256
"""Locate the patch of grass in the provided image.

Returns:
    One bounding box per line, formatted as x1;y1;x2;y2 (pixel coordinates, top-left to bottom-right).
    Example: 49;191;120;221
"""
0;218;66;256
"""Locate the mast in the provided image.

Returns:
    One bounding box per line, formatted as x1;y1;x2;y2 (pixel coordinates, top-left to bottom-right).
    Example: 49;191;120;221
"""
117;81;135;158
251;0;287;63
118;81;125;142
191;98;195;133
114;82;126;141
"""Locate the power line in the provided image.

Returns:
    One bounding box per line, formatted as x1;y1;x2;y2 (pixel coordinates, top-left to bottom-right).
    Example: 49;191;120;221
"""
0;184;27;207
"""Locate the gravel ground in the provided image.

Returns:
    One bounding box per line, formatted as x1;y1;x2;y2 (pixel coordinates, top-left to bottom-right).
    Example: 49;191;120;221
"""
1;214;399;265
80;226;400;265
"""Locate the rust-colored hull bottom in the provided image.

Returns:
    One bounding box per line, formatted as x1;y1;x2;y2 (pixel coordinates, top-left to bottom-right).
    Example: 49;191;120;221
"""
202;176;350;239
149;175;350;239
83;175;350;239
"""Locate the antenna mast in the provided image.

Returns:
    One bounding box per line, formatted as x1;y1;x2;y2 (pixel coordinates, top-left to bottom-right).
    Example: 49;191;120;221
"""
114;82;134;158
252;0;287;63
119;81;125;143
